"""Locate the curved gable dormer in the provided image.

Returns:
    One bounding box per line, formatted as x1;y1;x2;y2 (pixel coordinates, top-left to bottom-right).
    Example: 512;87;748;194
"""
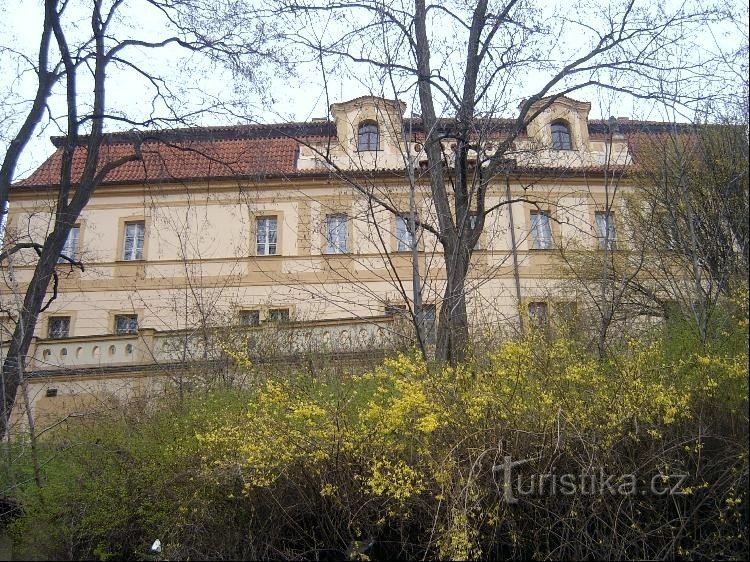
329;96;406;156
525;96;592;151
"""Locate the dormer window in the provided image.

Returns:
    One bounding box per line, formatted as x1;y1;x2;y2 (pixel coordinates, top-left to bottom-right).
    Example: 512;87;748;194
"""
357;122;379;151
551;121;572;150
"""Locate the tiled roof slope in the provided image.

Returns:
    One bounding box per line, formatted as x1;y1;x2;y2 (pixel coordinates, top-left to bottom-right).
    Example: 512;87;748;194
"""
14;118;683;189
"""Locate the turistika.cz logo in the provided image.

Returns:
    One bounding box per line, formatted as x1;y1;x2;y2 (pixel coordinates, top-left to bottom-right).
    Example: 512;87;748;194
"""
493;455;688;504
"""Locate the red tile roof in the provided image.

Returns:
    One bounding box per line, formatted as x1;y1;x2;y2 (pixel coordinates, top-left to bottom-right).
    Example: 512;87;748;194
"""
12;118;687;190
16;136;302;188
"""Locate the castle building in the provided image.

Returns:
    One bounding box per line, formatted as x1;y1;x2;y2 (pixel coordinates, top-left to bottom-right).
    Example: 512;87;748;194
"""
2;95;665;426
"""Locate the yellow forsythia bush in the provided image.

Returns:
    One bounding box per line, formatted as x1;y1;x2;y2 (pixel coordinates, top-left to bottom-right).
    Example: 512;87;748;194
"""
184;322;747;560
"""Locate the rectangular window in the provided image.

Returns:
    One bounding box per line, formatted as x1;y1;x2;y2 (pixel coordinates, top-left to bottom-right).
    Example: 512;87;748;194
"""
326;214;348;254
528;302;548;327
267;308;289;323
114;314;138;335
256;217;278;256
469;214;480;249
595;211;617;250
530;211;553;250
396;216;414;252
122;221;145;261
239;310;260;327
385;303;407;316
59;226;80;262
47;316;70;339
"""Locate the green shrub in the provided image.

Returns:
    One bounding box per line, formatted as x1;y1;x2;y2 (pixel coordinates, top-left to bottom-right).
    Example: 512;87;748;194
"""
5;296;748;560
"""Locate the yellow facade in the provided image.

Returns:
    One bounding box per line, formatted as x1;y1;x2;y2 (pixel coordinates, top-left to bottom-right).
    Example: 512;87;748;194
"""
2;95;639;427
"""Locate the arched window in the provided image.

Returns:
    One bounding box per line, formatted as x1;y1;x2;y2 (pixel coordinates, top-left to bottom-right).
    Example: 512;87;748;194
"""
358;122;379;151
550;121;572;150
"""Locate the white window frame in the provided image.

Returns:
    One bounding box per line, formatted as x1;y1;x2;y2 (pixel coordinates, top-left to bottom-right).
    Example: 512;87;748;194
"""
123;222;145;261
595;211;618;250
396;216;414;252
256;217;278;256
59;226;80;263
326;214;348;254
530;211;554;250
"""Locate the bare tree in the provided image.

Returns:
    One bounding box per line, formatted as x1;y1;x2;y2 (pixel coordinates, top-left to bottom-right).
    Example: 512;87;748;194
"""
625;119;749;341
0;0;62;220
261;0;731;363
0;0;275;437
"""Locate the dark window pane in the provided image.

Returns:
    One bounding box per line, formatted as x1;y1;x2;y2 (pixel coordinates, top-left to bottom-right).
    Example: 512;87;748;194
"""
358;122;379;151
268;308;290;323
551;122;572;150
114;314;138;334
239;310;260;326
48;317;70;338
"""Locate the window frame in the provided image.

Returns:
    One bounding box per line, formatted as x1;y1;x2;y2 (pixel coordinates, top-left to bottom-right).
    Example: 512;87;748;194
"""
122;221;145;261
325;214;348;254
422;303;437;345
114;314;139;335
395;215;414;252
595;211;618;250
468;213;481;250
550;121;573;151
47;316;71;339
357;121;380;152
267;308;290;323
385;303;408;316
256;216;279;256
528;301;549;327
239;310;261;327
530;211;554;250
59;225;80;263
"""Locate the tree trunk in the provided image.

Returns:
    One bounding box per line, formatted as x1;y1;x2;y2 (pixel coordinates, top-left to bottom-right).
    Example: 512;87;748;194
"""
1;227;70;437
436;239;471;364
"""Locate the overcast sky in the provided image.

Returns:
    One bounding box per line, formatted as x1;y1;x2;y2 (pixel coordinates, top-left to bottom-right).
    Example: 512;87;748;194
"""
2;0;747;181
